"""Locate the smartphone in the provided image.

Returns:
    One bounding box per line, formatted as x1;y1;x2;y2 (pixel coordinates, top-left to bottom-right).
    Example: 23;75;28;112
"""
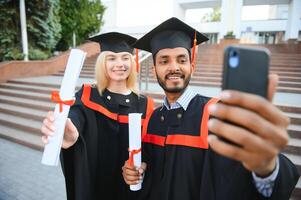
222;46;270;98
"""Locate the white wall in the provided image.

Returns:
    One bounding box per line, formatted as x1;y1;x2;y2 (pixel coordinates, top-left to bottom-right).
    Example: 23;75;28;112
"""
101;0;301;42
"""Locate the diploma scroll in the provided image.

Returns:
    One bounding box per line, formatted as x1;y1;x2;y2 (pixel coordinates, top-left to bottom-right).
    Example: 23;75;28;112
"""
128;113;142;191
41;49;86;166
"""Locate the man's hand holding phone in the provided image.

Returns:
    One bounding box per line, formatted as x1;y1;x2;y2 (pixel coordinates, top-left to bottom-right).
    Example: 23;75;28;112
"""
207;46;290;176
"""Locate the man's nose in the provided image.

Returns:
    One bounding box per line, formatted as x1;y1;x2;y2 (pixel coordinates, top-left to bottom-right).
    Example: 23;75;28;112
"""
168;60;180;72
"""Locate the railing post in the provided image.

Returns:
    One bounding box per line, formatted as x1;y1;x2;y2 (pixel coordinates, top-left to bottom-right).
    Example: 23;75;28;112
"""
145;62;149;91
138;67;141;91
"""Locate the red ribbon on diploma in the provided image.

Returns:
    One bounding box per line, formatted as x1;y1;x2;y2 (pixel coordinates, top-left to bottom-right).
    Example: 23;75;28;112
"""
51;91;75;112
128;148;141;167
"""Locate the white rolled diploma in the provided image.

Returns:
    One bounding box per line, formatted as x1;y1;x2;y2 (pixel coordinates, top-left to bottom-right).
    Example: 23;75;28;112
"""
128;113;142;191
41;49;86;166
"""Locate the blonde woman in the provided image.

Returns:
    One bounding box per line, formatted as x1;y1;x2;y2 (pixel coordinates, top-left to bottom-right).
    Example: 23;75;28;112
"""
41;32;154;200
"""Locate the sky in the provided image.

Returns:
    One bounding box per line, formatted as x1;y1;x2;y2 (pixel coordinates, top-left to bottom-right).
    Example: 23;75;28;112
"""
102;0;283;27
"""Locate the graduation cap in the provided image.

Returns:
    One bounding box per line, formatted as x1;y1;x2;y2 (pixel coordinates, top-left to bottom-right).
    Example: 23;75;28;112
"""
89;32;137;54
134;17;209;66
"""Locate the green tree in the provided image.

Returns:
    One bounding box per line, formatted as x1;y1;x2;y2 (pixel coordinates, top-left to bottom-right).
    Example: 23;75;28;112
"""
201;7;221;22
0;0;61;61
0;0;23;60
56;0;105;51
26;0;61;56
0;0;104;60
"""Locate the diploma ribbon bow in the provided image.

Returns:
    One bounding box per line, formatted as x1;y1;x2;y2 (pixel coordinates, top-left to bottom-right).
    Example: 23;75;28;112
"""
128;148;141;167
51;91;75;113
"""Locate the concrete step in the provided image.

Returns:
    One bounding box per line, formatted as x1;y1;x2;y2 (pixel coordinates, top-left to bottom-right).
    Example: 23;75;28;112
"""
195;67;301;73
0;102;46;121
53;73;94;79
283;138;301;155
270;61;301;65
7;80;82;91
197;56;301;62
0;83;54;94
270;64;301;68
78;71;94;75
83;64;95;67
277;105;301;114
58;69;95;75
0;83;83;97
0;88;50;105
277;86;301;94
82;67;95;71
286;113;301;125
271;81;301;88
279;76;301;82
8;80;61;89
288;125;301;139
0;125;43;151
0;96;53;111
0;112;42;136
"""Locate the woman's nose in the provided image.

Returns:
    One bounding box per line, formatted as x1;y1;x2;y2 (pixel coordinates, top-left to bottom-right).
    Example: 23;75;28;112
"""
115;58;124;68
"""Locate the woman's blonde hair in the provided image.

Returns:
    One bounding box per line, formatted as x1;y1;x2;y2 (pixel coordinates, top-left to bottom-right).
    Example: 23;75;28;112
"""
95;51;139;95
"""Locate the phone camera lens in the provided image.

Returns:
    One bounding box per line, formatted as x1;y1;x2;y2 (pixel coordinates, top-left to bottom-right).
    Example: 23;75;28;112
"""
229;50;239;68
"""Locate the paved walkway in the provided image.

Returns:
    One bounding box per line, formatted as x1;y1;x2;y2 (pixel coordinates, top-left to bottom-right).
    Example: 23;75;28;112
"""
0;138;66;200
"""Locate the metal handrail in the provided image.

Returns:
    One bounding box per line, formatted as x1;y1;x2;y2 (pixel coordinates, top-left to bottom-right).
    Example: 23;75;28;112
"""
135;51;152;91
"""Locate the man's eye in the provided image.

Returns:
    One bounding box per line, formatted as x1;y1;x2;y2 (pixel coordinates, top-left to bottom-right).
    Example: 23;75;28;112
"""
123;57;130;61
160;60;168;64
179;58;187;63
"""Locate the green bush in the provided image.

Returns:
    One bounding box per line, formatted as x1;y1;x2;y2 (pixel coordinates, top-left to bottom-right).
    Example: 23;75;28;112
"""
3;48;24;61
28;48;49;60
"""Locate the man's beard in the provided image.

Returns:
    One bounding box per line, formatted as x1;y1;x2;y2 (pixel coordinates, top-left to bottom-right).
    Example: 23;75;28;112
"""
156;73;191;93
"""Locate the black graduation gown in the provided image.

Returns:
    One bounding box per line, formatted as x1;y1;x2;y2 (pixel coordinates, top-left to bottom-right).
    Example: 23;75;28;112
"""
60;84;154;200
140;95;300;200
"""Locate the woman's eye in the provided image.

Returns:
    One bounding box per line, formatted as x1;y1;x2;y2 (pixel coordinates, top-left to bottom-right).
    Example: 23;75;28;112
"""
107;57;115;61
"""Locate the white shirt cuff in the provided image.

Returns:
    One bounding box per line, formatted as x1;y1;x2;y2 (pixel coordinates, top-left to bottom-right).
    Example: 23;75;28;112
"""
252;157;279;197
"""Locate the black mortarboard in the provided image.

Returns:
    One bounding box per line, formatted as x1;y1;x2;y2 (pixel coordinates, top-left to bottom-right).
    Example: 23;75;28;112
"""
134;17;208;56
89;32;137;54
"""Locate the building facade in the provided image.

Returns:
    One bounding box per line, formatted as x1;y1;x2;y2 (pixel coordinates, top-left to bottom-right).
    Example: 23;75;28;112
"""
101;0;301;44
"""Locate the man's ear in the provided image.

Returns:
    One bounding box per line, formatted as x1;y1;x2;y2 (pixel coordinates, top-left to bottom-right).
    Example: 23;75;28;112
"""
191;63;195;75
152;65;156;77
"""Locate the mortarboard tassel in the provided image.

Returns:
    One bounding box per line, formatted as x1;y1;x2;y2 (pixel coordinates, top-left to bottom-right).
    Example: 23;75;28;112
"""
135;48;140;73
191;31;197;68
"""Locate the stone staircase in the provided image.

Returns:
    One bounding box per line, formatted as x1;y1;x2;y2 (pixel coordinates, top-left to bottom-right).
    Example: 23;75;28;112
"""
0;45;300;198
138;45;301;94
